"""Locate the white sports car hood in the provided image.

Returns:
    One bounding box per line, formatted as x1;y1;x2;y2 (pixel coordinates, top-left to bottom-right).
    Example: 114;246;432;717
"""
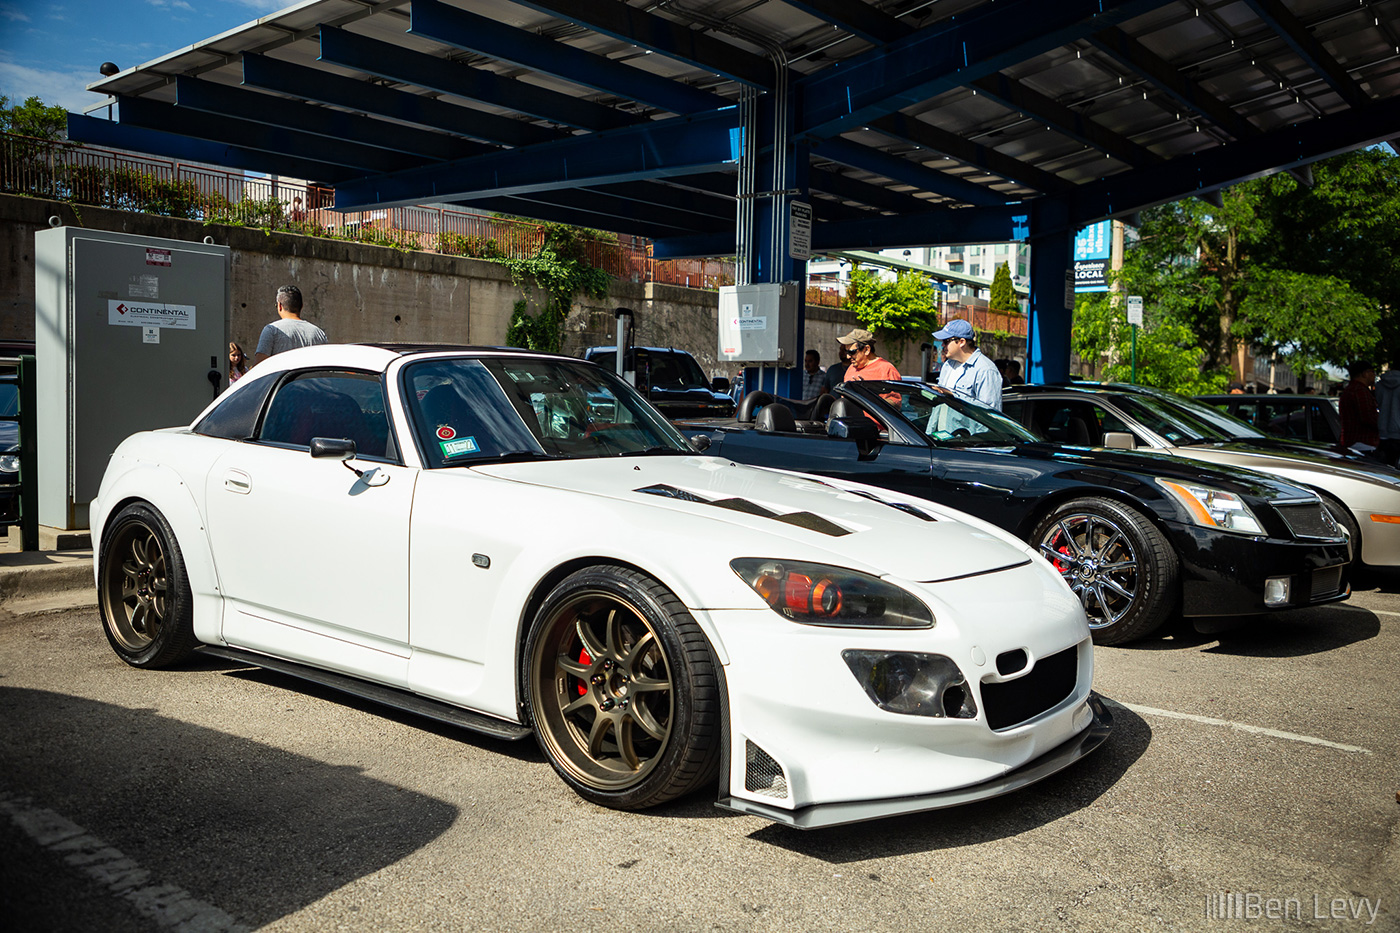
472;456;1030;582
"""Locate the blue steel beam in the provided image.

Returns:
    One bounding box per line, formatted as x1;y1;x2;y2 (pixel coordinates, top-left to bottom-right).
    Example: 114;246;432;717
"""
242;54;562;148
809;165;936;213
780;0;906;45
811;204;1031;251
508;0;773;88
409;0;725;116
319;25;635;132
797;0;1171;139
808;136;1009;206
650;231;736;259
586;180;735;225
463;186;729;234
1062;93;1400;228
66;113;356;183
450;196;701;239
1243;0;1371;111
869;113;1072;194
333;107;742;210
115;96;424;174
176;76;490;161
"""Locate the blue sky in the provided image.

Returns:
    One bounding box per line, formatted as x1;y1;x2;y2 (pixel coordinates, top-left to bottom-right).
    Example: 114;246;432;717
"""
1;0;287;112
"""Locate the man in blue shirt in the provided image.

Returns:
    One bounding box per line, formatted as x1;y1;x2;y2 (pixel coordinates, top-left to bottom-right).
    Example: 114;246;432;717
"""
932;319;1003;410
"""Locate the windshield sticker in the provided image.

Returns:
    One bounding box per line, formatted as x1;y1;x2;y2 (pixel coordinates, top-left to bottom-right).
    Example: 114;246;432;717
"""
436;425;456;440
440;436;479;457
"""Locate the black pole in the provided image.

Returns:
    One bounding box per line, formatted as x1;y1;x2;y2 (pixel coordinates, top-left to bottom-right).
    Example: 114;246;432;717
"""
18;354;37;551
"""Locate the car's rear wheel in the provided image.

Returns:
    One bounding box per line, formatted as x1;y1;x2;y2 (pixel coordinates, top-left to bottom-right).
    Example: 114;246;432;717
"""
1032;498;1178;645
99;502;198;668
523;566;720;810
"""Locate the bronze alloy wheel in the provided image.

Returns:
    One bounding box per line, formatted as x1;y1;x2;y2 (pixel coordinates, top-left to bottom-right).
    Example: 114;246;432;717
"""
1032;498;1177;645
99;502;198;668
524;566;719;809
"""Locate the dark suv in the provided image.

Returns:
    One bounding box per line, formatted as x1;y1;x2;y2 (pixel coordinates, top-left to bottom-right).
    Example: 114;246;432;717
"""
0;373;19;525
583;346;735;419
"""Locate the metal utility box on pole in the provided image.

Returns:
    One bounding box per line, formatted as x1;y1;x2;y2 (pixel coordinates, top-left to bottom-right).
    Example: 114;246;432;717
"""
34;227;230;531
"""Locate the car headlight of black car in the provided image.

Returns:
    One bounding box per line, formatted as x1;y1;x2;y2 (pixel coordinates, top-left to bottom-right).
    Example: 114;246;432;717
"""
0;454;17;474
1158;479;1265;535
731;559;934;628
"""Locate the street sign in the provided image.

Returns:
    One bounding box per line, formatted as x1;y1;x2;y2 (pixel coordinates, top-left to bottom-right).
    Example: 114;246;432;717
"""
788;201;812;260
1126;295;1143;326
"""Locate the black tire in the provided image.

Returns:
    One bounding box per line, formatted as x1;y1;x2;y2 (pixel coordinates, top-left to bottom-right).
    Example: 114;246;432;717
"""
522;566;720;810
1032;498;1178;646
98;502;198;668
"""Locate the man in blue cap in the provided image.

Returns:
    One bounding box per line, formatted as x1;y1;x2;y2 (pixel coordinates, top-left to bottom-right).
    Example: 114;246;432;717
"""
932;318;1003;409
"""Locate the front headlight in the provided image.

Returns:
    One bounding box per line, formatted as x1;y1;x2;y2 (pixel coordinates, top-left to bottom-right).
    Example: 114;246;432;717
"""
0;454;17;473
1158;479;1265;535
730;558;934;628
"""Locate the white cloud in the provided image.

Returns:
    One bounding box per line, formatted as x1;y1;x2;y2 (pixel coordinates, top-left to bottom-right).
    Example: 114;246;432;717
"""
0;3;31;23
0;60;108;113
229;0;292;13
146;0;197;10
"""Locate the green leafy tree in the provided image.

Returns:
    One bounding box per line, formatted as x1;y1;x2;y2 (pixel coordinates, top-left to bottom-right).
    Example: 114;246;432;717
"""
988;261;1016;312
502;223;610;353
844;265;941;357
1071;290;1228;394
0;95;68;140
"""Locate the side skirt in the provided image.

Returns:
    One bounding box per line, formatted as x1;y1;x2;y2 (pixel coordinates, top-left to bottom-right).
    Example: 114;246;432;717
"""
198;645;532;742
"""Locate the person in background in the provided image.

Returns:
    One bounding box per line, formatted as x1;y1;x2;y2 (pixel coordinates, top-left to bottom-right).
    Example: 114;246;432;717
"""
1339;359;1379;451
1375;364;1400;466
1228;381;1245;394
839;329;901;383
819;343;853;395
227;342;249;386
254;285;327;364
801;349;825;400
1004;359;1025;387
931;318;1002;409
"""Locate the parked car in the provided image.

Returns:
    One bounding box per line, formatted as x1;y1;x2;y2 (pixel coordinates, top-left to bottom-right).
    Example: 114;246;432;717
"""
0;373;19;525
682;382;1351;646
583;346;735;419
1198;393;1342;447
1002;383;1400;568
93;344;1111;829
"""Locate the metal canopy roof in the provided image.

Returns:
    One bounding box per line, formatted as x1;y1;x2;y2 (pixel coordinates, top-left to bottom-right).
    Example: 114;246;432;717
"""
70;0;1400;257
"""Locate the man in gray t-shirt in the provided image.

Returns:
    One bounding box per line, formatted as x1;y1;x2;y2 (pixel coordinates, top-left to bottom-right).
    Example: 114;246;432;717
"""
254;285;327;363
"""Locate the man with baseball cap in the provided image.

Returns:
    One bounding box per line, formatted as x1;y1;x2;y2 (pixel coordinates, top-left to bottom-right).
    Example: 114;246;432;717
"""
932;318;1002;409
837;328;902;383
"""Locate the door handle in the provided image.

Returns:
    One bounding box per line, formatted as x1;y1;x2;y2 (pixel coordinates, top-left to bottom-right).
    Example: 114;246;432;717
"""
223;469;251;494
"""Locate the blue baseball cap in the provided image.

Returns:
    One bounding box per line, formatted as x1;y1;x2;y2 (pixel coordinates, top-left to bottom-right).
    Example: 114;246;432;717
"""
932;319;975;341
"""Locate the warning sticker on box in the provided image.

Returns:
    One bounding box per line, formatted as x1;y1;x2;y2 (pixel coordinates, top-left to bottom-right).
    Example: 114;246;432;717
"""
146;248;172;266
109;300;196;329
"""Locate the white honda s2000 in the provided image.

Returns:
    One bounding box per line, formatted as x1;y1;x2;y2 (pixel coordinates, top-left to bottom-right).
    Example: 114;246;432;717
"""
93;345;1110;829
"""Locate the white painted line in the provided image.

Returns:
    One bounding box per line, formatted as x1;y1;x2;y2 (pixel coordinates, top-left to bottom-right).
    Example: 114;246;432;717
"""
0;791;249;932
1106;700;1372;755
1336;606;1400;618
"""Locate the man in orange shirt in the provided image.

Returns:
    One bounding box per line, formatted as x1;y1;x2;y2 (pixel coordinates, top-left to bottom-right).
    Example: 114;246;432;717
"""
839;328;901;383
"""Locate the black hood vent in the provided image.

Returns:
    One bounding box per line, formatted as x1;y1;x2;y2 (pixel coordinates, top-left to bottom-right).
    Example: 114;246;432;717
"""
635;484;851;537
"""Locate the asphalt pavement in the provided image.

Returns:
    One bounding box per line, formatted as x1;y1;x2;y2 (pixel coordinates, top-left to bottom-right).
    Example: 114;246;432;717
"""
1;555;1397;932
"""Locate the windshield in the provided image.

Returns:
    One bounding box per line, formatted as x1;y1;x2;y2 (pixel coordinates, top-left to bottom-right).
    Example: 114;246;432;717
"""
589;349;709;390
0;383;16;418
854;381;1041;445
404;357;691;467
1114;384;1265;440
1113;394;1242;444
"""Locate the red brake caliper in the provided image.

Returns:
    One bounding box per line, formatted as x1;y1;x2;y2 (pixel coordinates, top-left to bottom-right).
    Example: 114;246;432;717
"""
577;648;592;695
1052;540;1072;573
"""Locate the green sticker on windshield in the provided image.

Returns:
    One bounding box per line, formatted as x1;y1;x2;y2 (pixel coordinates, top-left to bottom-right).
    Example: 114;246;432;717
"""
440;436;480;457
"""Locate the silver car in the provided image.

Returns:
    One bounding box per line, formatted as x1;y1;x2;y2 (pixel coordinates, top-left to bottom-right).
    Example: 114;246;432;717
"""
1003;384;1400;568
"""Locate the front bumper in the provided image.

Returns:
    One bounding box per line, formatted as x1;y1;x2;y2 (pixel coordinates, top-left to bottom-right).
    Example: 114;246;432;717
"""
0;483;17;524
717;694;1112;829
1171;523;1351;617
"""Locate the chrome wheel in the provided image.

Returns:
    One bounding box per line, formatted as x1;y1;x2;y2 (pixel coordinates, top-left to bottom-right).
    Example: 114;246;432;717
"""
530;590;674;791
104;519;170;651
1038;512;1140;630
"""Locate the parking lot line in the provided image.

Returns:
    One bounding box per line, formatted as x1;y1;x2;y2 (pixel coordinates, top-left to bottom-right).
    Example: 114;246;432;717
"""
1107;700;1372;755
0;790;248;933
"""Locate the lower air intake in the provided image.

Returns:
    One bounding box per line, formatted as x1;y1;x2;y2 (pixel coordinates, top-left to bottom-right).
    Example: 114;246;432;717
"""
745;740;789;799
980;645;1079;731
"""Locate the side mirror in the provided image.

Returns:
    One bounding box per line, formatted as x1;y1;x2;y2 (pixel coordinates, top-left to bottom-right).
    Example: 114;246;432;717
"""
1102;432;1137;450
828;417;878;442
711;376;730;393
689;434;712;452
310;437;356;460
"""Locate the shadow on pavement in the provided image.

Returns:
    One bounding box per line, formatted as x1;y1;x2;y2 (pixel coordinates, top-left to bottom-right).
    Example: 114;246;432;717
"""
0;687;459;930
1126;606;1380;657
743;700;1150;859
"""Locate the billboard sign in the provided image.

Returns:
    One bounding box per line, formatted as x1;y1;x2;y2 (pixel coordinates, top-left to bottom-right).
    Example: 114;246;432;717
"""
1073;221;1111;292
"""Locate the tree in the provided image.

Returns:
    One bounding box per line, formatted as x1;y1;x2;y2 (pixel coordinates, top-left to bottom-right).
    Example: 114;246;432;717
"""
844;265;941;357
0;95;68;140
1071;290;1229;394
988;261;1016;312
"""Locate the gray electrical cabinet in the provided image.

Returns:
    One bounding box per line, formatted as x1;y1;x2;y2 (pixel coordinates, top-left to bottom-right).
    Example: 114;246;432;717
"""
35;227;230;530
717;282;800;365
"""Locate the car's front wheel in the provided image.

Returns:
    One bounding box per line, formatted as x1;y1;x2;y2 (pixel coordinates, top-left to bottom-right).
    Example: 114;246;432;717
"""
523;566;720;810
1032;498;1178;645
98;502;198;668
